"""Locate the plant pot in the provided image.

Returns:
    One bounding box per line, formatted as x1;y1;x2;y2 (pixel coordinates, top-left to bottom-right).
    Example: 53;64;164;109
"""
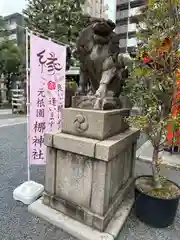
134;175;180;228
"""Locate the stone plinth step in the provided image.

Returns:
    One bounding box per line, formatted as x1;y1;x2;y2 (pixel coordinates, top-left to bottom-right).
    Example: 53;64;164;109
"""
28;194;134;240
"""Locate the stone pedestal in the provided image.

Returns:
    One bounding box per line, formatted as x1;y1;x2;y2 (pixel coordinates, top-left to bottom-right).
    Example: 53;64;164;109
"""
40;108;139;233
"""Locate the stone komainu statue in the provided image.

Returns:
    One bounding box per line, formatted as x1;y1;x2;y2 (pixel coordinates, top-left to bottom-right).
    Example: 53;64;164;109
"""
75;17;129;109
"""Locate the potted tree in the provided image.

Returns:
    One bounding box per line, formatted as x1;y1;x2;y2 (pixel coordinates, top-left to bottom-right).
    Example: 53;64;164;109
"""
125;0;180;228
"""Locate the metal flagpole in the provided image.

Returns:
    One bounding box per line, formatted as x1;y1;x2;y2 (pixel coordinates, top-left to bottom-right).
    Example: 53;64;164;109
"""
26;27;31;182
13;29;45;205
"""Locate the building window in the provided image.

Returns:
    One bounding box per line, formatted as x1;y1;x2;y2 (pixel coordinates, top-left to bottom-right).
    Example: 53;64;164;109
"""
131;0;146;8
116;16;138;26
119;47;126;53
129;16;139;24
117;3;128;11
128;46;135;53
117;33;127;39
117;31;137;40
116;18;128;26
128;31;137;38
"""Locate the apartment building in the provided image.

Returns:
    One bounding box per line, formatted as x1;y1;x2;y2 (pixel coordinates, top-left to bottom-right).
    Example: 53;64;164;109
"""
3;13;25;46
115;0;146;53
83;0;109;19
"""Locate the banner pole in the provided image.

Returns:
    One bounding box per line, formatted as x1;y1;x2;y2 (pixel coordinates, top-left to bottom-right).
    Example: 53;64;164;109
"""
26;28;30;182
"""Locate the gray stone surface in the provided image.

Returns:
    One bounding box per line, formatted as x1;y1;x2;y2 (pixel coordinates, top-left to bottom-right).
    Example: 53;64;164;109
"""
55;150;93;207
95;128;139;161
44;144;134;231
43;178;133;232
29;198;115;240
44;132;56;147
62;108;129;140
29;193;134;240
47;128;139;161
43;113;138;231
45;147;56;195
91;159;111;215
53;132;99;157
0;119;180;239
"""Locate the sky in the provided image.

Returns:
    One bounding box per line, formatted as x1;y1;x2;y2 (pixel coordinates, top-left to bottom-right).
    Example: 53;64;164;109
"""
0;0;27;16
0;0;116;22
104;0;116;22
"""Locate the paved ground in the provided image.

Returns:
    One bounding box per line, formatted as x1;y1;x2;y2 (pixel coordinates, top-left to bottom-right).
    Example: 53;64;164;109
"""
0;110;26;126
0;113;179;239
137;140;180;169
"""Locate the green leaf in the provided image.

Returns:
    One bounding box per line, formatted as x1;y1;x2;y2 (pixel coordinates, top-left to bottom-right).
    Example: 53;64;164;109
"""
126;0;180;150
24;0;89;45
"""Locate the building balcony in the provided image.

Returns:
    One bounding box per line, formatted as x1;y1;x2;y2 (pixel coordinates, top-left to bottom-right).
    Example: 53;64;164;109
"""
127;37;137;46
116;22;137;35
116;9;128;19
117;0;136;4
119;37;137;48
116;0;146;11
119;38;127;48
128;23;137;32
116;6;141;20
129;6;141;17
116;25;128;34
117;0;145;4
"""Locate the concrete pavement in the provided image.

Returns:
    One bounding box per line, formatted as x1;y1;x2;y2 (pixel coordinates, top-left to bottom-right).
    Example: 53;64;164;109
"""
0;109;26;127
0;123;75;240
137;140;180;169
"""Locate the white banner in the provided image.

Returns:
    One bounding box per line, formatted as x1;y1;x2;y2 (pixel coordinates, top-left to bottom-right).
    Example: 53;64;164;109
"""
29;34;66;165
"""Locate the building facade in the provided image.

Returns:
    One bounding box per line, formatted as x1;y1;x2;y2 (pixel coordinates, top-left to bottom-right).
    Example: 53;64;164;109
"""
83;0;109;19
115;0;146;53
3;13;25;47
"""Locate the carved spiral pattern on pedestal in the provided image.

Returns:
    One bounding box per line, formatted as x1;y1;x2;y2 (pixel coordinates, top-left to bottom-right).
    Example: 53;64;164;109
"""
73;114;89;133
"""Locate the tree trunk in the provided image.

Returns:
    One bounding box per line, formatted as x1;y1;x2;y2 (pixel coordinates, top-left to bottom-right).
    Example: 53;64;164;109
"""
152;146;162;188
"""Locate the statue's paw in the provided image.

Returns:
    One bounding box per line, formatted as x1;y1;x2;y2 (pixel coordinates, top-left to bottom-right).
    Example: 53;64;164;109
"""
95;84;107;99
93;98;101;110
95;90;101;98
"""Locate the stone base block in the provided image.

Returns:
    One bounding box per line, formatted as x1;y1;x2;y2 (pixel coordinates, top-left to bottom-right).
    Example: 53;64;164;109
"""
28;193;134;240
61;108;130;140
43;178;133;231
